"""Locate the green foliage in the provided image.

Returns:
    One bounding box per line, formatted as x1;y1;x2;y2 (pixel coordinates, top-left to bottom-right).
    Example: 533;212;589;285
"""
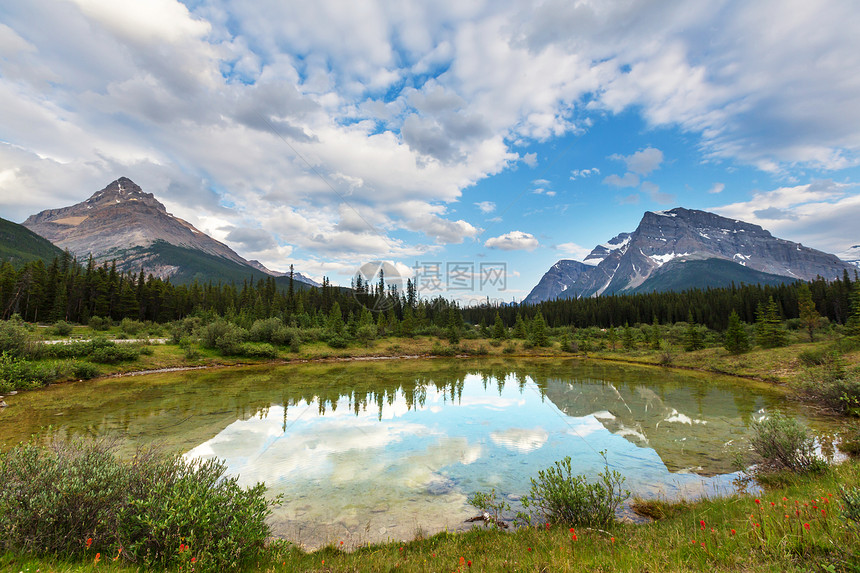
530;313;548;347
848;283;860;337
51;320;73;336
88;341;141;363
797;355;860;416
119;318;145;336
72;362;100;380
519;453;629;527
0;317;32;357
748;410;824;473
430;342;456;356
723;310;750;354
238;342;278;358
492;312;507;340
88;316;112;331
797;283;821;342
755;297;788;348
0;352;63;392
201;320;248;355
841;486;860;526
0;438;274;571
467;489;510;529
327;336;348;349
682;316;704;352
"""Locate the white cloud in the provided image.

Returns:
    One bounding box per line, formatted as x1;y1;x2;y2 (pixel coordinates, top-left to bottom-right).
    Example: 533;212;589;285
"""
708;182;725;194
603;173;640;188
484;231;539;251
712;180;860;253
475;201;496;213
556;242;591;260
570;167;599;180
2;0;860;278
611;147;664;175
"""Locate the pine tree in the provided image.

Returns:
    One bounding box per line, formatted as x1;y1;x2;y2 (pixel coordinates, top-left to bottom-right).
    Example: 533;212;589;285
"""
492;312;507;340
724;310;750;354
847;282;860;337
683;313;703;351
530;312;548;346
755;297;787;348
797;283;820;342
514;314;528;339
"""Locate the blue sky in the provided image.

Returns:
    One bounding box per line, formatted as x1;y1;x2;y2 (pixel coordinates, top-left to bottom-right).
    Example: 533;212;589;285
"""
1;0;859;302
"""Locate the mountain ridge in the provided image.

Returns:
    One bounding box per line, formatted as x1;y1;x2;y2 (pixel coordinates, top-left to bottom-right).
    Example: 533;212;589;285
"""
22;177;317;287
526;207;855;303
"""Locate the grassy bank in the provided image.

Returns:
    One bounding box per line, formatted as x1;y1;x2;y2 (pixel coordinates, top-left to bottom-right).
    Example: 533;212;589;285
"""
2;459;858;572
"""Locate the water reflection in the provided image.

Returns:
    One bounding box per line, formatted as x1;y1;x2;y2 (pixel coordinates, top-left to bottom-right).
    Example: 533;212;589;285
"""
0;359;812;549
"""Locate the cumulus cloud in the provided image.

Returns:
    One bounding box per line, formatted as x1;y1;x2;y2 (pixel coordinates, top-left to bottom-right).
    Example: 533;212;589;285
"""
475;201;496;213
570;167;599;180
603;173;640;188
611;147;664;175
2;0;860;280
556;241;591;260
485;231;539;251
713;180;859;252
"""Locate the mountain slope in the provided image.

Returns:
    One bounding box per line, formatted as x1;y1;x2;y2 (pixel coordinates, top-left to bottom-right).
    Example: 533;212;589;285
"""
526;207;854;302
22;177;317;287
629;258;796;293
522;259;591;304
0;216;66;266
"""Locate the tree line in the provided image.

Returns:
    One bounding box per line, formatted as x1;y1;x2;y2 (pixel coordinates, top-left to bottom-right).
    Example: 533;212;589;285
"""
1;251;859;333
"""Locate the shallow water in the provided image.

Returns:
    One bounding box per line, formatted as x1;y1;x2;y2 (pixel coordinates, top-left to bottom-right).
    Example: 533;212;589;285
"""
0;358;835;549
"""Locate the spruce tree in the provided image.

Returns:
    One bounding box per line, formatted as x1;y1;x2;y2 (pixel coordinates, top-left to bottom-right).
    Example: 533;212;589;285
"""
530;312;548;346
755;297;787;348
847;283;860;337
723;310;750;354
514;314;528;339
493;312;507;340
797;283;820;342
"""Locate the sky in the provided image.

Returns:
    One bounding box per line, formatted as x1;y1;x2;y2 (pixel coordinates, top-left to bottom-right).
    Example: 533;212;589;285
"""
1;0;859;303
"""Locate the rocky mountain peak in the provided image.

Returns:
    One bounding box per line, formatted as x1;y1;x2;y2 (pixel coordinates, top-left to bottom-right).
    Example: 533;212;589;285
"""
524;207;855;303
82;177;165;212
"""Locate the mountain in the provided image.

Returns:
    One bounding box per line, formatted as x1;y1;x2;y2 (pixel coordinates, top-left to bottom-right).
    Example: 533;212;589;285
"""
526;207;855;302
22;177;317;287
522;260;591;304
0;216;66;266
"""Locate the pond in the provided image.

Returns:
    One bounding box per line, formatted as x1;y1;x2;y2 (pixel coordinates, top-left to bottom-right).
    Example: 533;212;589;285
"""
0;357;835;549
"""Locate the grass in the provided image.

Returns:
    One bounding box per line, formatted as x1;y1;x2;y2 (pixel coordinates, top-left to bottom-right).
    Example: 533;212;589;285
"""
3;460;858;572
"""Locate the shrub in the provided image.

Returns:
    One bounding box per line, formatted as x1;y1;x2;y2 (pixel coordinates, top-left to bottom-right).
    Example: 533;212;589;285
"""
238;342;278;359
0;318;32;357
327;336;349;349
249;318;285;343
467;489;510;529
502;343;517;354
88;316;111;331
519;453;629;527
0;353;62;392
201;320;248;355
52;320;73;336
430;342;456;356
72;362;100;380
748;410;824;473
842;486;860;527
0;438;275;572
119;318;145;336
89;343;141;364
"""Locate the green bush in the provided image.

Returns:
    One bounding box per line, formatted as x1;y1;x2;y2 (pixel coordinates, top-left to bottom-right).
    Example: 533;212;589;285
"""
88;316;112;331
52;320;73;336
519;453;629;527
89;343;141;364
0;353;62;392
0;438;275;572
249;318;285;344
119;318;145;336
430;342;456;356
239;342;278;358
72;362;100;380
748;410;824;473
842;486;860;526
201;320;248;355
0;318;32;357
327;336;349;349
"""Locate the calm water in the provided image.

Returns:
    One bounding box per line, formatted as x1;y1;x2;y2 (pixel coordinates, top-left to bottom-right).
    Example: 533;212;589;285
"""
0;358;832;549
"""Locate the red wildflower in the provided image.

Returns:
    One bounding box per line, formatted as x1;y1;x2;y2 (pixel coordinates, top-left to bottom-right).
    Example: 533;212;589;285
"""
569;527;575;533
468;560;472;567
86;538;93;549
190;557;197;563
528;547;532;552
770;501;775;507
804;523;810;530
94;553;101;564
730;529;736;535
699;519;706;530
755;498;760;505
572;534;577;541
